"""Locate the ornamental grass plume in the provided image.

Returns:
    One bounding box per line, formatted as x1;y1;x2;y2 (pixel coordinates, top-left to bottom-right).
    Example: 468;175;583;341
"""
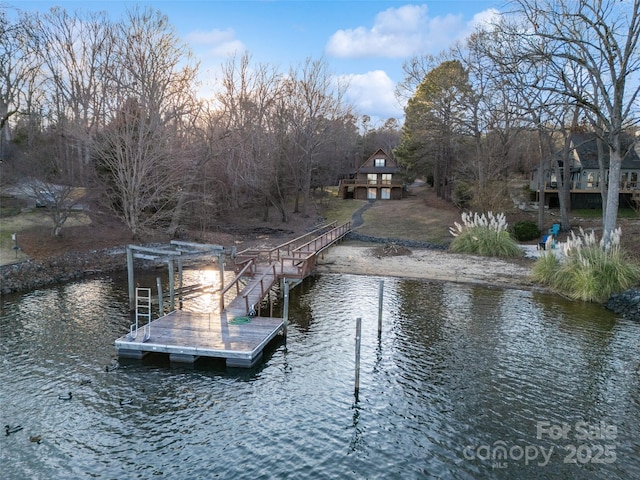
533;227;640;303
449;211;521;258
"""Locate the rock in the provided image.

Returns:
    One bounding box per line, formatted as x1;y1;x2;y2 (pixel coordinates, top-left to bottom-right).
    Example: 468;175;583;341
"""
0;249;127;295
605;288;640;322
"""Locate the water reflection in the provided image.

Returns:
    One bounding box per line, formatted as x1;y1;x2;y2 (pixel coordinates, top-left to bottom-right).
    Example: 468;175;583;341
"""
1;272;639;479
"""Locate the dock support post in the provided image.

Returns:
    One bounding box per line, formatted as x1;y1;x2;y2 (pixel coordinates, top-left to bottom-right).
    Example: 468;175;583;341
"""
127;246;135;311
282;280;289;339
168;258;175;311
156;277;163;315
355;317;362;401
178;259;184;308
218;253;224;291
378;280;384;338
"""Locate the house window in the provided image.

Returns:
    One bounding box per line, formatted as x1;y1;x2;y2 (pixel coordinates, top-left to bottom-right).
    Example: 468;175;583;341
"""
381;188;391;199
367;173;377;185
374;158;385;167
630;172;638;189
381;174;392;185
367;188;377;199
621;172;628;188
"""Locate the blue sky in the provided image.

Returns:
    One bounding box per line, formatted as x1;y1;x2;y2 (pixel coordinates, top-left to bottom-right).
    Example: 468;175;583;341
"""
12;0;503;123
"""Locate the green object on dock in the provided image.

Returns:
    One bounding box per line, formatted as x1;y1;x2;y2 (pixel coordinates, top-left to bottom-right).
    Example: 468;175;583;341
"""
229;316;252;325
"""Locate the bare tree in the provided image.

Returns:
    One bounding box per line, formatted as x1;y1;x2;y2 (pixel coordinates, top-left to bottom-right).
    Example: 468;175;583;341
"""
213;53;289;221
93;7;199;237
26;7;116;179
283;57;351;216
509;0;640;246
0;9;42;161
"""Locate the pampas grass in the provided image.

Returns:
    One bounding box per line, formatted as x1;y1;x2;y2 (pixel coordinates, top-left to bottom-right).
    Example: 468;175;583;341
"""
449;211;521;258
532;227;640;303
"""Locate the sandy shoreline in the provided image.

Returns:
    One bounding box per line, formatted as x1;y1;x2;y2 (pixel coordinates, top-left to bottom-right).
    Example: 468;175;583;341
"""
315;244;536;289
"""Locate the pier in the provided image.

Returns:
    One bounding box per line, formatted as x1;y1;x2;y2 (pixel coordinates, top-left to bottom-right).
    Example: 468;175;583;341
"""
115;221;351;367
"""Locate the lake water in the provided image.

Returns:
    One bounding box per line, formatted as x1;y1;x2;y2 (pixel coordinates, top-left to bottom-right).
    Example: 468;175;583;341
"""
1;270;639;479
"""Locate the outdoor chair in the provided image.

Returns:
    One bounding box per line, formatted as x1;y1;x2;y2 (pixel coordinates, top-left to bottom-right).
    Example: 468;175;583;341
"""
548;223;560;237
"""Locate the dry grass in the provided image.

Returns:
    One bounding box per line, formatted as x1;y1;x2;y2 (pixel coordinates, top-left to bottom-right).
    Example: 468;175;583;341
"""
356;184;459;245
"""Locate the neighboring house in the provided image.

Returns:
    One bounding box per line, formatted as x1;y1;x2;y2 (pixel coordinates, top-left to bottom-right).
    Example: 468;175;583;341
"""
338;148;405;200
530;132;640;209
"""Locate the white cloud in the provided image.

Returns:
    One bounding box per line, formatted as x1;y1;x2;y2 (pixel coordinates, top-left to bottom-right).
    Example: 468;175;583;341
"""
185;28;246;58
338;70;405;120
325;4;499;59
468;8;501;30
185;28;247;100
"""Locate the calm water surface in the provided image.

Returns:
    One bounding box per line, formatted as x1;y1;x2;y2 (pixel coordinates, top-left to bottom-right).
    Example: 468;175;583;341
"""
1;270;639;479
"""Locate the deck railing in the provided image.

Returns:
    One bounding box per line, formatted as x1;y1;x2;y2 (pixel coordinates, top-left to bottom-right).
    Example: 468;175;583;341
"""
339;179;404;188
234;221;338;265
225;220;352;314
241;262;278;316
540;181;640;192
291;221;351;255
278;221;352;277
220;258;255;312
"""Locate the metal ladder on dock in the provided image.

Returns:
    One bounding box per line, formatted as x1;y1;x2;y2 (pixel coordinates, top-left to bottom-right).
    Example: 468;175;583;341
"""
129;287;152;341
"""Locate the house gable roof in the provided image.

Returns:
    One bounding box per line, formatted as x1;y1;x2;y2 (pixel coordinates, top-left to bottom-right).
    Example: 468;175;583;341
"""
571;133;640;170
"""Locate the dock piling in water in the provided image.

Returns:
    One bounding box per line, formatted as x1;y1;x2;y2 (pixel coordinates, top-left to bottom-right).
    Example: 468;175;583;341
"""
355;317;362;400
378;280;384;338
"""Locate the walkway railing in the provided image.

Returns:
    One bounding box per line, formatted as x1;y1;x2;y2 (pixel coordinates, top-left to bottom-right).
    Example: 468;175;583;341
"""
226;221;351;316
220;258;255;312
241;262;278;316
234;222;338;265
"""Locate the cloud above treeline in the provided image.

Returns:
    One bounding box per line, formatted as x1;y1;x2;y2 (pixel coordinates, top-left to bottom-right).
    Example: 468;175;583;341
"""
185;28;246;57
337;70;402;120
325;4;499;58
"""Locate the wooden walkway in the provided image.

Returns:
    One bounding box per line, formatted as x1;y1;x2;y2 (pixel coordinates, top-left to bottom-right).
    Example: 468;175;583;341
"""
115;221;351;367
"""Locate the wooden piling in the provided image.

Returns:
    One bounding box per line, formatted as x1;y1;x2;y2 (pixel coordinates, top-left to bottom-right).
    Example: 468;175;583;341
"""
168;258;175;311
127;246;135;311
378;280;384;338
355;316;362;400
156;277;163;315
218;253;225;291
282;281;290;339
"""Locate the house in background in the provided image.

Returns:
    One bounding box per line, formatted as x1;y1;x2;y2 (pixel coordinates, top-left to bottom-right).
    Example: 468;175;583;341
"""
338;148;405;200
530;132;640;209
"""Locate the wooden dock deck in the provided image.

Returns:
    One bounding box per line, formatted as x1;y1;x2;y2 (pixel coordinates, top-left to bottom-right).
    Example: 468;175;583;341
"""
115;221;351;367
116;311;284;368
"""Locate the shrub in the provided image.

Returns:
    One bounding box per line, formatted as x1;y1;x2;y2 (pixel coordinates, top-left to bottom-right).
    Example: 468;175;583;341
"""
532;227;640;303
449;211;522;258
532;250;561;285
452;181;474;209
511;220;540;241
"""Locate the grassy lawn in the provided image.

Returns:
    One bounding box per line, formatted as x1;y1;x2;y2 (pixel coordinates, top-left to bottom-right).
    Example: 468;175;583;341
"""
0;208;92;264
356;185;458;245
571;208;639;219
318;187;366;225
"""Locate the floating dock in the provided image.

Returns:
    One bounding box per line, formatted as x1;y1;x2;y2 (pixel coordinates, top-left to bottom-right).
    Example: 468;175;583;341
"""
116;311;284;368
115;222;351;367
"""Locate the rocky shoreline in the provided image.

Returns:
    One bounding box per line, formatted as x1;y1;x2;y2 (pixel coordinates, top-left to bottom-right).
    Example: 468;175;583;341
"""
0;248;128;295
605;288;640;322
1;242;639;322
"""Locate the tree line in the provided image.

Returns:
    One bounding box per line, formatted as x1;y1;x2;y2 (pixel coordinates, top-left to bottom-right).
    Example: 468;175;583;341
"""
395;0;640;247
2;1;639;247
0;6;398;238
